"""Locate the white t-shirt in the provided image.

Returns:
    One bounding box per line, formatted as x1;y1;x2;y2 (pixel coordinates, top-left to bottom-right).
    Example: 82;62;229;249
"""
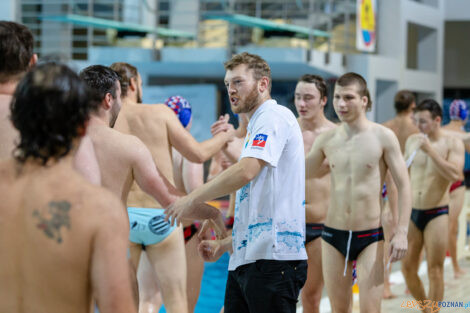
229;99;307;271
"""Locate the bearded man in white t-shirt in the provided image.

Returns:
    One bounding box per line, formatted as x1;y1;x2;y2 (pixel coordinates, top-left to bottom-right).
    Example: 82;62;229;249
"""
166;52;308;313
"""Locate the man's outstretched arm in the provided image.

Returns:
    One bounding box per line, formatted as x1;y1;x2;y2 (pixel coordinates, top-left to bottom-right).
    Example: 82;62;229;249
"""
167;108;234;163
165;157;265;225
131;136;225;227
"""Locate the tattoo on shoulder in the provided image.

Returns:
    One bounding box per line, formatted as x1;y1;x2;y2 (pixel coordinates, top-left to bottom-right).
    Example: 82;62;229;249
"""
33;201;71;244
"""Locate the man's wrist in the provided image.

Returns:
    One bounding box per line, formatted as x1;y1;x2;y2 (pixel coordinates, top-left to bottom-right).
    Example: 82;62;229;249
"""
221;236;232;248
395;226;408;235
191;187;207;204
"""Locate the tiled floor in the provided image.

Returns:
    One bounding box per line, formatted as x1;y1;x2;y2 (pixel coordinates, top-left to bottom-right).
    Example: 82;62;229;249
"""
381;257;470;313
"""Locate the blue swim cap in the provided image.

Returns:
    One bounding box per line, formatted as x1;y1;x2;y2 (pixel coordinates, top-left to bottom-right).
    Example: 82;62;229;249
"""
165;95;192;127
449;99;468;121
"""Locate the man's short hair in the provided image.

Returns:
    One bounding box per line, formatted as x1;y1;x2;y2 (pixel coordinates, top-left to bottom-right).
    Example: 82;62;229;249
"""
298;74;328;99
415;99;442;119
11;63;92;164
0;21;34;83
336;72;372;111
394;90;415;114
110;62;138;98
79;65;120;102
224;52;272;91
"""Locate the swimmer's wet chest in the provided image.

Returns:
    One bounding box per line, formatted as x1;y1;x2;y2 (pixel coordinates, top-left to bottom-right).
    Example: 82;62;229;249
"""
412;139;449;169
324;132;383;174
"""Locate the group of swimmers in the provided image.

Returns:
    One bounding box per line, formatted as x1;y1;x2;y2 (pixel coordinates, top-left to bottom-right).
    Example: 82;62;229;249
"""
0;20;468;313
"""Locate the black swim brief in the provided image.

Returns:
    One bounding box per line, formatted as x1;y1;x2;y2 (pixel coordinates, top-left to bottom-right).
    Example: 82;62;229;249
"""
410;206;449;232
305;223;324;244
321;226;384;276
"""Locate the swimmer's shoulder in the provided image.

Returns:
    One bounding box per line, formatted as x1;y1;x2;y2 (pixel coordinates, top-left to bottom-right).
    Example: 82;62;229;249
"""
407;132;421;141
373;122;399;139
75;176;126;225
443;131;465;151
142;103;174;114
0;159;16;184
315;126;339;147
404;133;421;149
323;119;337;131
122;103;173;119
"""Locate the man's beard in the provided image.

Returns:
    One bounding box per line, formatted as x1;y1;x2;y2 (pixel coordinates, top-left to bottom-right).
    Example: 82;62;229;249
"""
233;84;259;114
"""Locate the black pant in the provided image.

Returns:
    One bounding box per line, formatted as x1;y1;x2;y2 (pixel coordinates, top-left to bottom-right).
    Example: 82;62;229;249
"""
224;259;307;313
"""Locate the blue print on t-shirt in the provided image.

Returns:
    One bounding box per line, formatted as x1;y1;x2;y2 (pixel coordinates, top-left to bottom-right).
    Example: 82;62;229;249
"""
247;219;272;242
239;182;250;202
276;231;304;253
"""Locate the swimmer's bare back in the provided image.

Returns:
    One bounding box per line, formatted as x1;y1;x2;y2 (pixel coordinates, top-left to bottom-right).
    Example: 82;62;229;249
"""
0;157;136;313
383;116;419;154
115;103;231;208
115;104;176;208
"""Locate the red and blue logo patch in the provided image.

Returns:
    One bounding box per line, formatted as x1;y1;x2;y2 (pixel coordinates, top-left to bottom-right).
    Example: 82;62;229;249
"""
252;134;268;148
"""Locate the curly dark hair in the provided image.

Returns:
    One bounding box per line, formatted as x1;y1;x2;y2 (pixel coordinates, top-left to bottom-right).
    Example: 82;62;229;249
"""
79;65;120;103
10;63;92;164
0;21;34;83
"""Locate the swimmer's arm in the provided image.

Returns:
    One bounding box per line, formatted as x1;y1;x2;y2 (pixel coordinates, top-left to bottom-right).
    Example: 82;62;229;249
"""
220;236;233;253
182;158;204;193
424;137;464;182
131;137;184;207
167;112;233;163
441;129;470;153
207;152;223;181
227;192;236;217
198;236;233;262
190;157;265;203
211;115;242;163
92;197;137;313
305;134;327;179
74;135;102;185
166;157;264;225
464;141;470;154
221;137;243;164
384;171;398;228
383;130;411;262
443;129;470;145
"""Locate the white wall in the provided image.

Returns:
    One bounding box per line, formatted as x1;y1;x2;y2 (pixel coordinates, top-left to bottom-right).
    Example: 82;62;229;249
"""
0;0;17;21
445;0;470;21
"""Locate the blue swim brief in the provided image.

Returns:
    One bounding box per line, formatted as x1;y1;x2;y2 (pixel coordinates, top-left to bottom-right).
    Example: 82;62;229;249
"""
128;207;176;247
